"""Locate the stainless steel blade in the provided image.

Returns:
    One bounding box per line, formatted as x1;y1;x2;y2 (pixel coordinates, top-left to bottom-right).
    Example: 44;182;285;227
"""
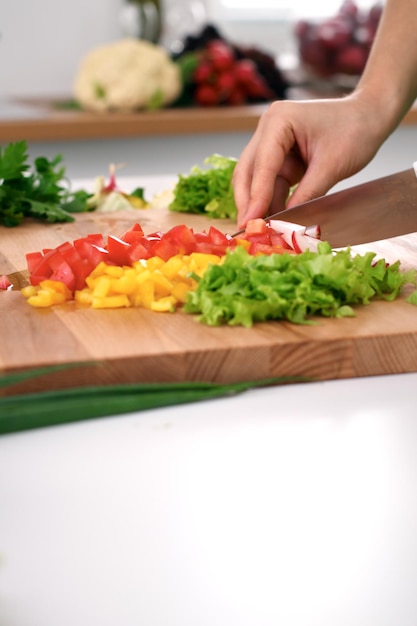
234;166;417;247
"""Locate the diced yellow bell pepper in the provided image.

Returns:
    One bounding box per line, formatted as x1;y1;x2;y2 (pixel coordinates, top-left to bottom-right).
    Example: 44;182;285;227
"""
138;280;155;309
21;279;72;307
21;285;38;298
171;281;190;303
111;272;137;295
161;255;184;280
92;294;131;309
91;275;112;298
151;271;174;296
104;264;125;278
23;250;226;312
150;296;176;312
74;289;94;305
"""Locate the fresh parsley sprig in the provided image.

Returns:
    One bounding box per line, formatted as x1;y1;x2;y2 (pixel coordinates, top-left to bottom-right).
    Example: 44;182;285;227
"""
0;140;92;227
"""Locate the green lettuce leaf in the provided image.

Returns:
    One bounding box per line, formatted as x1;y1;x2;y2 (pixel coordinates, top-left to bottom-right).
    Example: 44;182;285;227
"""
184;244;417;327
168;153;237;219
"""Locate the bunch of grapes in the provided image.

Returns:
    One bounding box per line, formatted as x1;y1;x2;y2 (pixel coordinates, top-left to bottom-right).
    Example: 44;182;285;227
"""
295;0;383;78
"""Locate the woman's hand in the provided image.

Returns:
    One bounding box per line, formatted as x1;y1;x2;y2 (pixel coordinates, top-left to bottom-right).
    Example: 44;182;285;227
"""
233;95;384;229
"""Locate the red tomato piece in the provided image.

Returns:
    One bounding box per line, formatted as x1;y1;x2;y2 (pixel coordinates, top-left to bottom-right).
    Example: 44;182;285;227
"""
56;241;85;268
207;226;230;248
146;231;163;241
28;248;60;283
194;242;227;256
150;238;180;261
128;241;152;263
42;249;76;290
194;231;210;243
107;235;132;266
269;232;292;249
0;274;12;290
162;224;197;255
245;218;269;236
50;262;76;291
119;223;145;244
70;259;96;290
73;238;109;268
25;251;44;275
249;242;274;256
271;245;296;255
244;233;272;246
85;233;106;247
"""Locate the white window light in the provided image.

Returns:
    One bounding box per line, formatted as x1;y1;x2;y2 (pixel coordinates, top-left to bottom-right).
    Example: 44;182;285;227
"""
209;0;379;21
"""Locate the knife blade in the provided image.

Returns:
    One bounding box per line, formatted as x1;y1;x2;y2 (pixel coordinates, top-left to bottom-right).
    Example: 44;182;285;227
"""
233;164;417;247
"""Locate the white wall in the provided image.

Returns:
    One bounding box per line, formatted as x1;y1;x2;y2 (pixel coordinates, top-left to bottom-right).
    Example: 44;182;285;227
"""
0;0;124;98
2;0;413;187
0;0;295;98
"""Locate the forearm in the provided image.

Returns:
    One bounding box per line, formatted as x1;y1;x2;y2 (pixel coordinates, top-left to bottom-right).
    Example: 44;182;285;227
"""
353;0;417;140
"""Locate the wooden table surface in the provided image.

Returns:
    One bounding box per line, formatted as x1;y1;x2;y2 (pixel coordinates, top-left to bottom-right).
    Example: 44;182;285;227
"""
2;192;417;396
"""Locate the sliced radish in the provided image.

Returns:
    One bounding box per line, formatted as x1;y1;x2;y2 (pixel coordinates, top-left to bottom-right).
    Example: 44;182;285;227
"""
292;231;321;253
268;219;322;253
268;219;306;248
305;224;321;240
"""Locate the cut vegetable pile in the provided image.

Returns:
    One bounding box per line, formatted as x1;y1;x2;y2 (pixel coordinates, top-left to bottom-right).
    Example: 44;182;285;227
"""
15;217;417;326
168;154;238;219
0;141;92;226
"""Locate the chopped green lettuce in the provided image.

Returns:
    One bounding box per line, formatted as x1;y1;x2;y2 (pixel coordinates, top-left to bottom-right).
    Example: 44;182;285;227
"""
184;243;417;327
168;153;237;219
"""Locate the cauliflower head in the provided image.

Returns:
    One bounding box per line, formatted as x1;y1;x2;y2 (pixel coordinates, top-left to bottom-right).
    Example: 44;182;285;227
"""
73;38;182;112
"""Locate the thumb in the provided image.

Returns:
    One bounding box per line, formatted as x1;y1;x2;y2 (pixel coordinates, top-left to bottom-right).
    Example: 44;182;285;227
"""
286;166;339;208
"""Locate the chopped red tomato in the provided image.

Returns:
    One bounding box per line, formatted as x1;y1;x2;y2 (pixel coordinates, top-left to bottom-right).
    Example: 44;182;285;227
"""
25;251;44;275
24;218;313;295
207;226;230;247
127;240;152;263
0;274;12;290
118;223;145;244
150;238;181;261
270;232;292;249
73;238;109;268
160;224;197;255
107;235;132;266
244;218;268;235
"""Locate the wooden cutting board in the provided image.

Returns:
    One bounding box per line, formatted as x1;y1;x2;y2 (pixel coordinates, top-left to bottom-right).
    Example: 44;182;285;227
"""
2;206;417;396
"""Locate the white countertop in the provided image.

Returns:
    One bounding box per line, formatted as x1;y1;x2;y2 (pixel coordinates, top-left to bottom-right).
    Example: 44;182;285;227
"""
1;372;417;626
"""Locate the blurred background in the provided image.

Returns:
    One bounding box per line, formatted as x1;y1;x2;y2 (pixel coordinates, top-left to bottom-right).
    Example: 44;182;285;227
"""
4;0;415;191
0;0;382;98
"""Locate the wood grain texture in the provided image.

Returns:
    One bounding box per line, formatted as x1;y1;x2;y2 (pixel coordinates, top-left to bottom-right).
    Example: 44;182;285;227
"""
1;208;417;395
0;102;268;143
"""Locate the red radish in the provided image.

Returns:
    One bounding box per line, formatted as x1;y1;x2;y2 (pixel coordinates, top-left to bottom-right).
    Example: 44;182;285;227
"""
305;224;321;239
195;83;219;106
103;163;120;192
207;40;235;72
268;219;322;252
291;231;321;253
193;61;214;83
234;59;258;85
268;219;307;247
216;71;237;99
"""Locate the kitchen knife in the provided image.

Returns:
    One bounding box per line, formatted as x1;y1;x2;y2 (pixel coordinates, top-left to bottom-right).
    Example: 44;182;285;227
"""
234;164;417;247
